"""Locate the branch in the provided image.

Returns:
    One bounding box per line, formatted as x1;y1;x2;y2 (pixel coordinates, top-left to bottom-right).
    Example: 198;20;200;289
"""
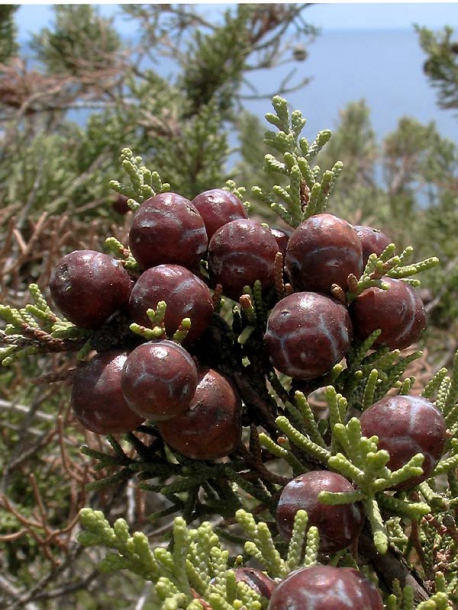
358;526;431;604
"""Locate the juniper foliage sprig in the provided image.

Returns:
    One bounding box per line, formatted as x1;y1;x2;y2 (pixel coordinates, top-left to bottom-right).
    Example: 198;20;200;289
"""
335;343;424;411
0;283;88;366
322;418;431;553
109;147;170;206
252;95;343;227
263;383;454;556
235;508;319;579
78;509;274;610
346;245;440;302
128;301;192;344
223;180;250;212
81;429;254;520
104;235;141;271
78;505;321;610
386;577;454;610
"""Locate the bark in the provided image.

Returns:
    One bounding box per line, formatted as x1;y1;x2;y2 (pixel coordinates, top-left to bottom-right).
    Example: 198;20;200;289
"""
358;527;431;604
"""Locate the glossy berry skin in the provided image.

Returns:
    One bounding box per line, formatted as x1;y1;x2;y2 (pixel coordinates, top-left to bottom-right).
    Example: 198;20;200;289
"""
264;292;352;381
121;340;198;421
71;350;145;435
129;264;214;345
49;250;132;329
207;218;279;300
270;227;291;261
128;192;208;271
276;471;363;554
354;224;392;268
359;395;447;490
233;568;276;600
350;277;426;350
191;188;248;239
268;566;383;610
156;368;242;460
285;213;363;294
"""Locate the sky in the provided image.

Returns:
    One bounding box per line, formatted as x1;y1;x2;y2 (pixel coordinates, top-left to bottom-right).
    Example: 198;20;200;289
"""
14;3;458;40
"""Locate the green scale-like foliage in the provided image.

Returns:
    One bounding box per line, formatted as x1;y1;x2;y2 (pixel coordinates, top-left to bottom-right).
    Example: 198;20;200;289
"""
78;507;319;610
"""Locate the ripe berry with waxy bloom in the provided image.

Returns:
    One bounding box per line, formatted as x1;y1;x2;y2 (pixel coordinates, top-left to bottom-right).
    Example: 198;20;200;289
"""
276;470;363;554
359;395;447;490
128;192;208;271
156;367;242;460
49;249;132;329
350;277;426;350
264;292;352;381
233;568;276;600
121;340;198;421
354;224;392;267
207;218;279;301
285;213;363;294
270;227;291;260
129;264;214;345
192;188;248;239
71;350;145;435
268;566;383;610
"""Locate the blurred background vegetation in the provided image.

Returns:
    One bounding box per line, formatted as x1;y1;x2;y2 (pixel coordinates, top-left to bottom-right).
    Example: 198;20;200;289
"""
0;4;457;608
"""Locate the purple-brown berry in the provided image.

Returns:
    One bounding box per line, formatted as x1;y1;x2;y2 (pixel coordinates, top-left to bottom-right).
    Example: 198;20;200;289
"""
156;367;242;460
354;224;392;267
128;192;208;271
112;193;131;215
264;292;352;380
192;188;248;239
233;568;276;600
268;566;383;610
270;227;291;261
276;470;363;554
285;213;363;294
359;395;447;490
49;250;132;329
71;350;145;435
207;219;279;300
129;264;214;345
121;340;198;421
350;277;426;350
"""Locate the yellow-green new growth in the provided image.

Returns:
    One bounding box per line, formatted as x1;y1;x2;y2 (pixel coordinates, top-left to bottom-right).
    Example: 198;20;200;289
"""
346;243;439;303
104;236;140;271
128;301;191;344
109;147;170;204
78;509;284;610
275;415;331;465
78;508;161;581
235;508;319;580
253;95;343;227
0;283;88;366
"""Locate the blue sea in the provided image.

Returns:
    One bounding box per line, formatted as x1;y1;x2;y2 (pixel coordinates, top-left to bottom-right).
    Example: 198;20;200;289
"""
20;27;458;148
